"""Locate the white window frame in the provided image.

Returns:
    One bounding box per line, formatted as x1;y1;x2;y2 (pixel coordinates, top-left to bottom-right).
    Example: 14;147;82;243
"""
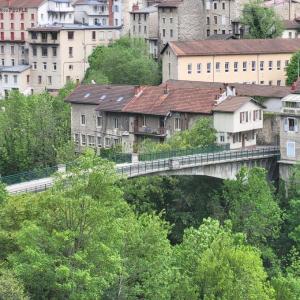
187;63;192;74
174;117;181;131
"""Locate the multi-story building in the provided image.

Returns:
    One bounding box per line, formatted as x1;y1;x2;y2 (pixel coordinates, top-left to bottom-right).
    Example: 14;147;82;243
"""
265;0;300;20
0;65;32;99
74;0;110;26
28;24;121;93
38;0;75;25
162;39;300;85
129;5;158;58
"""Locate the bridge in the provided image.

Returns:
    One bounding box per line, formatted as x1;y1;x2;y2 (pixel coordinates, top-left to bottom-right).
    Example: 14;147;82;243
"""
5;146;280;195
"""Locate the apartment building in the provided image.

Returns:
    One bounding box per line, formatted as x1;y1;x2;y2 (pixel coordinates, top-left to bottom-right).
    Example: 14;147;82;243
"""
28;24;121;93
0;65;31;99
129;5;158;58
162;39;300;85
74;0;110;26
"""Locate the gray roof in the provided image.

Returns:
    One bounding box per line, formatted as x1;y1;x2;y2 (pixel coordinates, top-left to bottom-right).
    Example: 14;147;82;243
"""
28;24;122;32
0;65;31;73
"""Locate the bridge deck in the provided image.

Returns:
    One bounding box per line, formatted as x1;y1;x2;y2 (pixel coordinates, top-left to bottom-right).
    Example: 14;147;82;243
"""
6;146;279;195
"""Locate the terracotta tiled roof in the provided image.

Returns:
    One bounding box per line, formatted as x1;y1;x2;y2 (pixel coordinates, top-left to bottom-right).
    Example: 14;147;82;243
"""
0;0;45;8
122;86;221;115
163;80;291;98
65;84;136;111
164;39;300;56
213;96;264;112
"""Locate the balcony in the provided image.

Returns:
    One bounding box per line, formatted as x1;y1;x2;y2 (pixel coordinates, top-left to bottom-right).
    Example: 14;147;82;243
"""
281;107;300;115
134;126;166;137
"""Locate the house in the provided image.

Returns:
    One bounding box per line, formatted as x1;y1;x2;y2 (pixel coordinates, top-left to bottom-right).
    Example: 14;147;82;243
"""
161;39;300;85
213;91;265;149
282;19;300;39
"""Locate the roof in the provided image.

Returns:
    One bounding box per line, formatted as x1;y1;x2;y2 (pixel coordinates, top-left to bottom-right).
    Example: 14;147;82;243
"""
206;34;237;40
0;0;45;8
122;86;220;115
164;80;291;98
28;24;122;31
0;65;31;73
74;0;106;5
163;39;300;56
157;0;182;7
282;93;300;102
130;5;158;13
213;96;264;112
65;84;136;111
283;19;300;29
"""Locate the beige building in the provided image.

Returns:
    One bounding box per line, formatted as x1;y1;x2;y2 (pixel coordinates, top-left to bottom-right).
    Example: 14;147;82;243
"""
28;24;121;93
129;5;158;58
162;39;300;86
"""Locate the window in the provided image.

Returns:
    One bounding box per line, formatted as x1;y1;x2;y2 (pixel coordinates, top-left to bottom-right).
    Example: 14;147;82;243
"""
32;47;37;56
269;80;272;85
260;61;264;71
33;62;37;69
234;62;238;72
51;32;57;40
277;60;281;70
260;81;264;85
38;75;42;84
105;138;110;147
216;62;220;72
114;118;119;129
1;59;4;66
277;80;281;86
285;60;289;67
287;141;296;158
197;63;201;73
174;117;181;130
284;117;298;132
225;62;229;72
170;17;173;23
41;32;47;41
10;32;14;40
170;29;173;37
4;75;8;83
13;75;17;84
10;13;14;20
11;58;14;66
48;76;52;85
243;61;247;71
68;31;74;39
96;114;102;127
31;32;37;39
253;110;261;121
21;12;24;20
162;29;166;37
92;31;96;40
41;47;48;57
52;47;57;57
252;61;256;71
69;64;73;70
97;136;102;147
240;111;248;123
219;132;225;142
74;133;80;144
69;47;73;58
0;45;3;54
43;62;47;70
187;63;192;74
11;46;14;55
31;13;34;20
222;2;225;9
207;62;211;73
207;29;210;37
207;17;210;25
81;134;86;146
214;16;217;24
81;114;86;125
66;76;71;82
10;23;14;29
214;2;217;9
142;115;146;127
53;63;57;71
163;17;165;24
268;61;273;70
88;135;95;146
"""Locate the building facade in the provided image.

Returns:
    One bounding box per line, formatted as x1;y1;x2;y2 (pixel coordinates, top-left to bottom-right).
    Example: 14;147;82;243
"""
28;24;121;93
161;39;300;85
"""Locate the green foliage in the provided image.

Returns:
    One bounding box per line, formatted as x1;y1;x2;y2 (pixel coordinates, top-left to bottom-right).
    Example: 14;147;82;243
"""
286;51;300;85
0;268;29;300
0;83;75;176
85;37;161;85
174;218;274;299
241;0;283;39
139;118;216;153
220;167;282;247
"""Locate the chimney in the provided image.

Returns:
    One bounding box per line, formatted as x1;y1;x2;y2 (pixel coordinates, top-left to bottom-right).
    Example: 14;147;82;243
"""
164;84;169;95
132;4;139;11
134;85;141;96
230;85;236;96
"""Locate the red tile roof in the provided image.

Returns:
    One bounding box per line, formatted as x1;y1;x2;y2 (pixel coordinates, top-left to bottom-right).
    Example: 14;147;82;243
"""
0;0;45;8
213;96;264;112
164;39;300;56
164;80;291;98
122;86;221;115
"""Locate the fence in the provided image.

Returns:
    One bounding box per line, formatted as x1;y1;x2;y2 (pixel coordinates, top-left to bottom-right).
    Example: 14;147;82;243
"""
100;151;132;164
138;144;230;162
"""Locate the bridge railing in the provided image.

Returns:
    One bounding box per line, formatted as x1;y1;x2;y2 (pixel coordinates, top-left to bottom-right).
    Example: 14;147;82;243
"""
116;146;280;177
138;144;230;162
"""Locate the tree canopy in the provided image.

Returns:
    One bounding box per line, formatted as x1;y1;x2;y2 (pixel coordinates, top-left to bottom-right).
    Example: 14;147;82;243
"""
84;37;161;85
241;0;283;39
286;51;300;85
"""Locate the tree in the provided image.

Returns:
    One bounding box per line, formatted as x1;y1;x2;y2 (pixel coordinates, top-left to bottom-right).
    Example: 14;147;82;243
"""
0;82;75;176
286;51;300;86
220;167;282;247
85;37;161;85
174;218;274;299
241;0;283;39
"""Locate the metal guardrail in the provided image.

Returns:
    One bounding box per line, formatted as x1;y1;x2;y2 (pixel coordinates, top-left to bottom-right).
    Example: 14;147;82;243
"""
6;146;280;195
117;146;280;177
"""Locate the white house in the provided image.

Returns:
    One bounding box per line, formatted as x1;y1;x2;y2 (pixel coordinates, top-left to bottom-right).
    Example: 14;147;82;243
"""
0;65;32;99
213;93;264;149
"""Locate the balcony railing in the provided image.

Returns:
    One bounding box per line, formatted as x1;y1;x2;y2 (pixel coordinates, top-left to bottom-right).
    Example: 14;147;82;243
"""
134;126;166;136
282;107;300;115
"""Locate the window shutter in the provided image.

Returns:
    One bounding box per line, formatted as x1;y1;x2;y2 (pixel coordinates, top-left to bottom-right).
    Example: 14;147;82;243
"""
284;118;288;132
295;119;298;132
